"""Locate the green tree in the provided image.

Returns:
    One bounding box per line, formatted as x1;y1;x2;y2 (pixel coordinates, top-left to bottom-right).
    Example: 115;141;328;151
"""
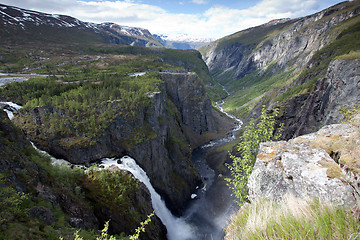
226;106;282;205
0;174;28;225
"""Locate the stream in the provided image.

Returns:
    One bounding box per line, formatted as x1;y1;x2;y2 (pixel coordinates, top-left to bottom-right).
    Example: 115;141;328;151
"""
1;91;242;240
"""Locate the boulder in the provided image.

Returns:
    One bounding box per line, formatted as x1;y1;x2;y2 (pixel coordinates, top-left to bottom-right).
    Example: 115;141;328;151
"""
248;123;358;206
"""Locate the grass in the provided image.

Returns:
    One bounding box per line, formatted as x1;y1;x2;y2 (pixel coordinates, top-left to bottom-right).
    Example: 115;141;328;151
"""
335;50;360;60
226;197;360;240
222;67;295;117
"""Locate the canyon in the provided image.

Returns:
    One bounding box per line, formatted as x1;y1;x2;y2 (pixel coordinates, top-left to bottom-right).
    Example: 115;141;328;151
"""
0;0;360;239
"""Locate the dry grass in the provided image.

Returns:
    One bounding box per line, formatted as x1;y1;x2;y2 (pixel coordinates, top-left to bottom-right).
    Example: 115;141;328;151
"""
334;50;360;60
225;196;360;240
311;112;360;174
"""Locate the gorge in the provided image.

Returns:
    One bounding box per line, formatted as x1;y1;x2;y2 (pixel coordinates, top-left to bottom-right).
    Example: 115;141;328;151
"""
0;0;360;239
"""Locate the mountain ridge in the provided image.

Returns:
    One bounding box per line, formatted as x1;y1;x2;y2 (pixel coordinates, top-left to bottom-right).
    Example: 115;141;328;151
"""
0;3;163;47
200;0;360;139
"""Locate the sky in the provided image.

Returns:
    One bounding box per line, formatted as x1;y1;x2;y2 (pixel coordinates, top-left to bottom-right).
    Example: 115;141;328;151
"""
0;0;347;39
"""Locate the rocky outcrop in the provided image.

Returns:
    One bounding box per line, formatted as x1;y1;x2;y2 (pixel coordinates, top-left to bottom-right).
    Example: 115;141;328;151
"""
281;59;360;139
14;71;220;216
248;123;358;207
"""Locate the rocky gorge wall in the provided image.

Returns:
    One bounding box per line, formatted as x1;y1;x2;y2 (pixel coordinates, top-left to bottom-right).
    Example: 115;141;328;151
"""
202;1;360;82
13;70;225;216
281;58;360;139
0;109;167;239
201;0;360;142
248;119;360;208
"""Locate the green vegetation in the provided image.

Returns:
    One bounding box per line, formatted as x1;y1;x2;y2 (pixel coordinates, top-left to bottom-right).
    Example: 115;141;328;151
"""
64;211;154;240
1;54;167;145
0;174;28;225
226;197;360;240
83;169;139;212
129;212;154;240
214;20;294;52
0;111;155;239
222;67;295;117
204;11;360;120
335;50;360;60
226;107;282;204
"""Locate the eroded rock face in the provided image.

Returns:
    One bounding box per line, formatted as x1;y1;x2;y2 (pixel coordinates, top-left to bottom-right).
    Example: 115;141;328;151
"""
282;59;360;139
248;123;357;206
0;110;167;239
203;3;360;83
14;71;220;216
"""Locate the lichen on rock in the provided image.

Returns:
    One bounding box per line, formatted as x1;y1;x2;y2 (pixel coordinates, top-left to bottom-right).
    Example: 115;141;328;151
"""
248;122;359;207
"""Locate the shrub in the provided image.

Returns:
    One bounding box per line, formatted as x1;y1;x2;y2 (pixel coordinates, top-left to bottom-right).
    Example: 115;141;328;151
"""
225;106;282;204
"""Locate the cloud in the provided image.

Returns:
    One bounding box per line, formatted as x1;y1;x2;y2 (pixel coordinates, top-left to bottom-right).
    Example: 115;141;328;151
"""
0;0;329;39
191;0;208;4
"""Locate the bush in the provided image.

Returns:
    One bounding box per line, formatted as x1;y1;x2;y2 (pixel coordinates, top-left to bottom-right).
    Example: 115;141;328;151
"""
226;106;282;204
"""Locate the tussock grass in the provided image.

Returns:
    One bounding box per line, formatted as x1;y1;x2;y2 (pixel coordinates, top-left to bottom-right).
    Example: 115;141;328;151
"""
335;50;360;60
225;196;360;240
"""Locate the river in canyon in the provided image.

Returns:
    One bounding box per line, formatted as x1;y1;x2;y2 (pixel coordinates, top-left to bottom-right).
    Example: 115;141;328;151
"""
1;92;242;240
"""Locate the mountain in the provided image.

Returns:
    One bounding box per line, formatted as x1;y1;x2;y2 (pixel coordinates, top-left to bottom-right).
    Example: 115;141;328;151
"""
0;3;163;47
200;0;360;139
154;33;213;49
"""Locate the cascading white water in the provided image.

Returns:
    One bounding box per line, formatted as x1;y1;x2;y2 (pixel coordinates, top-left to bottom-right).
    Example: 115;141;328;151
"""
101;157;195;240
0;101;22;120
1;99;242;240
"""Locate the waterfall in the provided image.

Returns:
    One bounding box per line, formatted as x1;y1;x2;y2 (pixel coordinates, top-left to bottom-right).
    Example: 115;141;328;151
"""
0;101;22;120
101;157;195;240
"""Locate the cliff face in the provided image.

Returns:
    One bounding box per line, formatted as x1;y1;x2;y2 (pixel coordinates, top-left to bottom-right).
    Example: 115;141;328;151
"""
201;0;360;139
202;2;359;82
281;59;360;138
14;71;219;216
0;109;167;239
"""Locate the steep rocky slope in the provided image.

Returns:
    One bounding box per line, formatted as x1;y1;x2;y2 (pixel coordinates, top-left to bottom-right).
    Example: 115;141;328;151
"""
225;112;360;239
0;109;167;239
201;0;360;139
281;58;360;138
0;3;163;47
10;69;228;216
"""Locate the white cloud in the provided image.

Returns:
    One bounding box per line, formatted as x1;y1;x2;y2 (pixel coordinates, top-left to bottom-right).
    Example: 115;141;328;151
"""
191;0;208;4
0;0;333;39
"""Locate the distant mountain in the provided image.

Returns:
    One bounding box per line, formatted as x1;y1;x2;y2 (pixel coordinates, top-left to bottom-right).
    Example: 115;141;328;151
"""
200;0;360;139
0;3;163;47
154;33;213;49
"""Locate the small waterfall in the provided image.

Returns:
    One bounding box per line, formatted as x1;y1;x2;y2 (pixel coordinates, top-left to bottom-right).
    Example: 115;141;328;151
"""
0;101;22;120
101;157;195;240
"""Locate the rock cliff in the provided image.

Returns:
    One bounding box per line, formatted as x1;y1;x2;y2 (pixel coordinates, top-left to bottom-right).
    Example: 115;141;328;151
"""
200;0;360;140
248;122;360;207
281;59;360;138
14;70;222;216
202;1;359;82
0;109;167;239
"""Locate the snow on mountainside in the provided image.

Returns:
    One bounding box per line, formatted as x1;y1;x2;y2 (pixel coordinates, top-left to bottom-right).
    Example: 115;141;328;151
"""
0;3;163;47
0;3;211;49
156;33;214;43
154;33;214;49
0;4;96;29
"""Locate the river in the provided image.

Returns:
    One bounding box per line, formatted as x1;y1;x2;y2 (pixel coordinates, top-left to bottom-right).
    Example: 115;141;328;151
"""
0;92;242;240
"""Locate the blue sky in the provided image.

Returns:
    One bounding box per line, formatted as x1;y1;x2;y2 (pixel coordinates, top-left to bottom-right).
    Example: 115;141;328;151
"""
1;0;346;39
